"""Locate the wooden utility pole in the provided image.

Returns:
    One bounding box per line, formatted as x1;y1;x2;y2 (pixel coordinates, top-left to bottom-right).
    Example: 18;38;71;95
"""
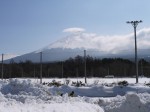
1;54;4;80
62;61;63;78
84;50;87;83
40;52;42;84
127;20;142;83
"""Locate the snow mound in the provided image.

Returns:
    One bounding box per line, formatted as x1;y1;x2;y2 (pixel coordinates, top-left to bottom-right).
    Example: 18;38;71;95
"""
0;79;52;103
99;93;150;112
0;102;104;112
0;79;104;112
1;79;50;96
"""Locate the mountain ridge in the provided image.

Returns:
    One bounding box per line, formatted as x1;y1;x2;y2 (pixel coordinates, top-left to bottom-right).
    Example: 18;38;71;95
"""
5;28;150;62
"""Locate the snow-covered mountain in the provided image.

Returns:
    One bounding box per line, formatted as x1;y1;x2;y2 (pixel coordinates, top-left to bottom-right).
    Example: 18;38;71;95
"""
6;28;150;62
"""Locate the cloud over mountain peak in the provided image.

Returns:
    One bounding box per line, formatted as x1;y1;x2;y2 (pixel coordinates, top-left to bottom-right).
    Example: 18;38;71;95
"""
63;27;85;33
44;27;150;54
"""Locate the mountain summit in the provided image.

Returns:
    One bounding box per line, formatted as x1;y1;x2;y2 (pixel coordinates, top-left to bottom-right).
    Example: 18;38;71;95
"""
41;33;99;51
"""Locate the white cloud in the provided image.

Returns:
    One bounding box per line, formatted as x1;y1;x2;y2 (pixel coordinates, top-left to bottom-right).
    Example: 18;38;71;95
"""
92;28;150;53
48;27;150;54
137;28;150;49
63;27;85;33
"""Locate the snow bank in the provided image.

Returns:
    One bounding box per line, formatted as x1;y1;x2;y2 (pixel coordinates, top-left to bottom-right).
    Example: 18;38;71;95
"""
41;77;150;84
0;79;104;112
49;84;150;97
98;93;150;112
0;101;104;112
0;79;150;112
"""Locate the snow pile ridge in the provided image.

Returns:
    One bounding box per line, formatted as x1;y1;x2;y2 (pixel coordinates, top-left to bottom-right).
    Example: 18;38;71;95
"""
100;93;150;112
0;78;150;112
0;79;104;112
1;79;49;96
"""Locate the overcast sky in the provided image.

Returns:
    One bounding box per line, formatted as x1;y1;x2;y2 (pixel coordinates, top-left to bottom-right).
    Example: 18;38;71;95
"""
0;0;150;55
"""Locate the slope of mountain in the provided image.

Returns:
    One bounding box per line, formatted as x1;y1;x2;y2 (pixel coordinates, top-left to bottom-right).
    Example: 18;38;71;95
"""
0;54;19;61
5;28;150;63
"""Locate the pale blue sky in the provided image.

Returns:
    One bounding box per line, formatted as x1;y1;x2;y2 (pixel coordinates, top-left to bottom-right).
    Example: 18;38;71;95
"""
0;0;150;55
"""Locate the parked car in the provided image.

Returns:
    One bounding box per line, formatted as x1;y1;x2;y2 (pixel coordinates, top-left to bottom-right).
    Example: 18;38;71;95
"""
105;75;114;78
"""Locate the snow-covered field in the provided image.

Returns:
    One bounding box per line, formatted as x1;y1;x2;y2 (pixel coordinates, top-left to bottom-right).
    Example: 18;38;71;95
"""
0;78;150;112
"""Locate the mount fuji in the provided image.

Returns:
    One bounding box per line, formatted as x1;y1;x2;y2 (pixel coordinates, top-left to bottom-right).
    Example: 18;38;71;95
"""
6;27;150;62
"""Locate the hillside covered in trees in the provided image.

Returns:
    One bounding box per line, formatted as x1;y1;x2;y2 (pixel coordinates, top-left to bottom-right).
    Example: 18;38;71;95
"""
1;56;150;78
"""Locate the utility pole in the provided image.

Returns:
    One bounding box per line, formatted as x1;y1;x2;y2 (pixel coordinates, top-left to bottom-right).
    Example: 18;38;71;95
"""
21;68;23;78
62;61;63;78
84;50;87;83
127;20;142;83
76;68;79;82
1;54;4;80
108;67;109;76
40;52;42;84
34;66;36;78
9;60;12;78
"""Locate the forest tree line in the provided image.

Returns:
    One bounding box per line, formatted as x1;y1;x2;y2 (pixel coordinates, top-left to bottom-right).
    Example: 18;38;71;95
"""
1;55;150;78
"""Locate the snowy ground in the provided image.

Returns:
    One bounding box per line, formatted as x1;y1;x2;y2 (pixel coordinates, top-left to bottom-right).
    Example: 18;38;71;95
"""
31;77;150;84
0;78;150;112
